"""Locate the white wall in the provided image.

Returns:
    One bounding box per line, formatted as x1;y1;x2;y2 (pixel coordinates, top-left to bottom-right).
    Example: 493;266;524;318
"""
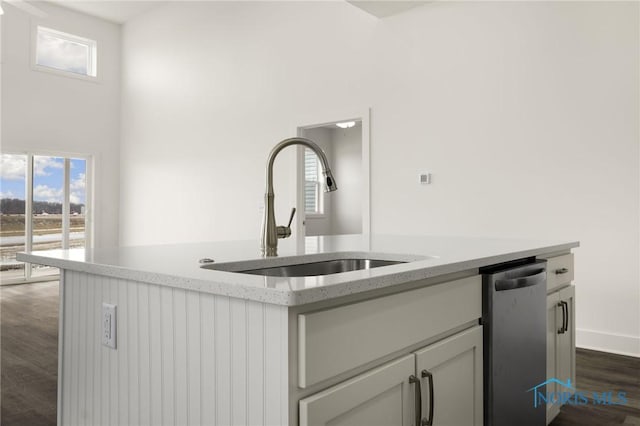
330;125;362;235
1;2;121;248
370;2;639;357
120;2;376;246
121;2;639;355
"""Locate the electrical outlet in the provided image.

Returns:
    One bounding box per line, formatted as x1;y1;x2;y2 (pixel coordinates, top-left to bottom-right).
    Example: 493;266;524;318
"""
102;303;117;349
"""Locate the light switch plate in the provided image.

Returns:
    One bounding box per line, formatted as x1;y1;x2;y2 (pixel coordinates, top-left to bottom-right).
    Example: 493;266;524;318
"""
102;303;117;349
419;173;431;184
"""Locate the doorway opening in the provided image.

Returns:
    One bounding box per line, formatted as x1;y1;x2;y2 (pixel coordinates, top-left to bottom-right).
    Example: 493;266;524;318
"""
295;110;370;239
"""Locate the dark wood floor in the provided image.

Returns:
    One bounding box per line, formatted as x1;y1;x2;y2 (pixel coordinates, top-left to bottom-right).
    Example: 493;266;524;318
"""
1;281;639;425
1;281;58;426
550;349;640;426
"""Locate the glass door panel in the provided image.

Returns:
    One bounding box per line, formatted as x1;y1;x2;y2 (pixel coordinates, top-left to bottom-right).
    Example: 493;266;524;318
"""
69;158;87;249
0;154;27;282
31;155;64;278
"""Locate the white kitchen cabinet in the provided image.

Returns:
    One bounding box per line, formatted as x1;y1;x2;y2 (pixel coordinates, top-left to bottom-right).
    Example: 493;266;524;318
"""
545;253;574;293
414;326;483;426
297;275;481;388
546;291;561;422
299;354;414;426
299;326;483;426
544;252;576;425
557;285;576;392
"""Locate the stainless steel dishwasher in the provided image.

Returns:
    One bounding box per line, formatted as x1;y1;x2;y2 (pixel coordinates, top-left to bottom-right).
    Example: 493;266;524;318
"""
481;258;547;426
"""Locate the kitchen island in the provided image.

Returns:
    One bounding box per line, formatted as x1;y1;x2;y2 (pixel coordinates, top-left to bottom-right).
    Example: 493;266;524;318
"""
18;234;578;426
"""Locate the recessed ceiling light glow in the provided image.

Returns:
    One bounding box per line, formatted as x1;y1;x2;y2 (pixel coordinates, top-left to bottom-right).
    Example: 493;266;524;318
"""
336;121;356;129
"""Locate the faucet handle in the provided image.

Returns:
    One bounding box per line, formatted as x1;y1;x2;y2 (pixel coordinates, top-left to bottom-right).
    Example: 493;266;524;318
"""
286;207;296;228
277;207;296;239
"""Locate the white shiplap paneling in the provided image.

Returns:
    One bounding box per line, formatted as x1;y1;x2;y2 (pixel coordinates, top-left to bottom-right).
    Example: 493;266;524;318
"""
60;270;289;426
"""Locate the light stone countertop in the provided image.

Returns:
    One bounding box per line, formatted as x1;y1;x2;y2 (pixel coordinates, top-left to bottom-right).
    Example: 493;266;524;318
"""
17;234;579;306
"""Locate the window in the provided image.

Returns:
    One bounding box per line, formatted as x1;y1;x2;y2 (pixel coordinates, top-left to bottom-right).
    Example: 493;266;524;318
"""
35;26;97;78
304;149;323;215
0;153;91;284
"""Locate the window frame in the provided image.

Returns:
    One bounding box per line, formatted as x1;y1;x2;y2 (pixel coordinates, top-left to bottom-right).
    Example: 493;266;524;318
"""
31;24;100;83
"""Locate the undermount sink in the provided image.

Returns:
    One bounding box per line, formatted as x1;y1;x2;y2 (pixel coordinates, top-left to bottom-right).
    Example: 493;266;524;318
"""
239;258;405;277
200;252;429;277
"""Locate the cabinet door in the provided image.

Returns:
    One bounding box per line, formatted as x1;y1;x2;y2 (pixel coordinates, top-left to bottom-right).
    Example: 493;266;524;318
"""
299;354;414;426
414;326;483;426
557;285;576;390
546;292;561;424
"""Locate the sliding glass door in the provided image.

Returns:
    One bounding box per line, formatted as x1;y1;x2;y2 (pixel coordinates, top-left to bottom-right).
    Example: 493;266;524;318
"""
0;153;91;284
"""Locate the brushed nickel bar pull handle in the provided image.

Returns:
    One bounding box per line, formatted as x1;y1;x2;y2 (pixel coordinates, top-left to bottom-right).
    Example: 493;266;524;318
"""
409;375;422;426
421;370;434;426
555;267;569;275
562;301;569;333
557;302;563;334
557;302;566;334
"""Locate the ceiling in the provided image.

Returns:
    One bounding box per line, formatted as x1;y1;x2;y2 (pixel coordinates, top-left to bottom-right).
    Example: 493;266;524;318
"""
346;1;429;18
45;0;429;24
46;1;163;24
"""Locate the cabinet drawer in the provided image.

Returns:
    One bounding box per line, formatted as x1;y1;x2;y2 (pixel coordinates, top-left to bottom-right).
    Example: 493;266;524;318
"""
546;254;574;292
298;275;482;388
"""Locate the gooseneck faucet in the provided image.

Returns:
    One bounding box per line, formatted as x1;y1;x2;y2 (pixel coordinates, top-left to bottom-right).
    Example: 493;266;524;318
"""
261;137;337;257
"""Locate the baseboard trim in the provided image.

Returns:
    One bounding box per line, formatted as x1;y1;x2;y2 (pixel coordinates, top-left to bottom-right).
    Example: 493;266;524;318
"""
576;328;640;358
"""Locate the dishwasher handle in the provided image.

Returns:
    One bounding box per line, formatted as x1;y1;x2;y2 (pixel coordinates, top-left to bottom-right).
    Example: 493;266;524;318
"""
495;269;546;291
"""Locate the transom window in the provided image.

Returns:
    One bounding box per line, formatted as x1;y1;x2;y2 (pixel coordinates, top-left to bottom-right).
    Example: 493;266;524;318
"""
35;26;97;78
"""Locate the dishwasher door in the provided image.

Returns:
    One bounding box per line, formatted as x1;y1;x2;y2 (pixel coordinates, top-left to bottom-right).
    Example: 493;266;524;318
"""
483;259;547;426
